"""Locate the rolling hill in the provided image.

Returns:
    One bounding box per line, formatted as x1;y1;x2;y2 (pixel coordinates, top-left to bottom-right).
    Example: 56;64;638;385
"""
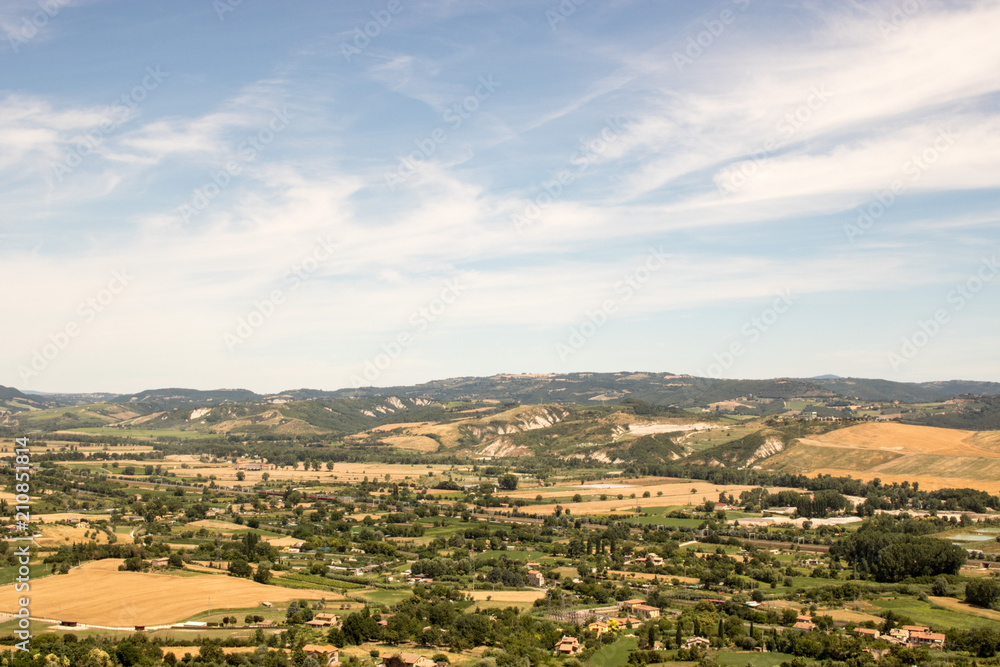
0;385;56;413
758;422;1000;492
11;396;453;440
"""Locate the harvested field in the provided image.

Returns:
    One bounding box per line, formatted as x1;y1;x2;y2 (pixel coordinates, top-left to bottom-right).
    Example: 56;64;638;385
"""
802;423;1000;455
185;519;251;532
521;479;800;515
608;570;698;584
763;443;902;472
761;423;1000;492
33;513;112;523
463;590;546;603
369;421;433;433
379;435;440;453
409;422;468;449
626;421;717;436
178;461;464;485
0;559;339;627
872;454;1000;479
824;609;884;624
34;523;111;546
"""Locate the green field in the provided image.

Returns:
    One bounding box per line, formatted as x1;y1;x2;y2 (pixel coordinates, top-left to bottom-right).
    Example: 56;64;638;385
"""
715;651;812;667
872;598;993;631
633;511;706;528
588;636;637;667
184;605;292;624
356;588;414;607
0;563;52;586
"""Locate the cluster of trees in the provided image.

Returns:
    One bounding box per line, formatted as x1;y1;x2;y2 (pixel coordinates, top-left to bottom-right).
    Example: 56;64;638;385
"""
331;593;566;660
38;541;166;571
833;516;967;582
0;633;166;667
947;625;1000;658
410;557;471;579
965;578;1000;610
740;488;852;518
907;394;1000;431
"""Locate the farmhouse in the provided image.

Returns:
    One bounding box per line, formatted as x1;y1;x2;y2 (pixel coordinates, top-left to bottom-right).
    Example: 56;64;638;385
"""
386;653;436;667
306;613;340;628
235;459;276;471
526;570;545;587
632;604;660;619
587;621;609;636
682;637;711;650
910;631;946;648
902;625;931;634
149;557;170;568
554;636;582;655
887;626;945;648
303;644;340;666
620;598;647;612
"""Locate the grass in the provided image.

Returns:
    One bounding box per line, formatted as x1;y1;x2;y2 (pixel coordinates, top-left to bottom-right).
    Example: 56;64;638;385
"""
715;651;813;667
633;513;706;528
356;588;413;607
587;636;637;667
0;563;52;586
468;598;537;611
184;606;291;624
871;597;994;631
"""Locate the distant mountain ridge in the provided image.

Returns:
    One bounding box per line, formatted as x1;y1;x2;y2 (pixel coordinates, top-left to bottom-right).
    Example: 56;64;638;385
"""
809;377;1000;402
5;373;1000;413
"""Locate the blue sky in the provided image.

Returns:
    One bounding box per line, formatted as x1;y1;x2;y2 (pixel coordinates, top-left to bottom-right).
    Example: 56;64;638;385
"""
2;0;998;394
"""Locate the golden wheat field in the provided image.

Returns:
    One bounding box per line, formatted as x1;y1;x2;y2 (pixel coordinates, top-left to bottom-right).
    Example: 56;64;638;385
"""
0;559;338;627
802;422;1000;455
33;523;112;547
763;422;1000;492
462;590;547;602
181;461;464;486
33;512;113;523
524;478;800;515
378;435;441;452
